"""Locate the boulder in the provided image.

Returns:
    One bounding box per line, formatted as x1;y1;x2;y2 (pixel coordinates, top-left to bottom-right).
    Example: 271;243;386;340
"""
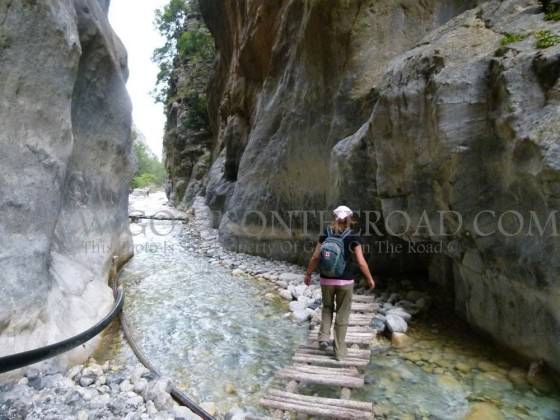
385;314;408;333
386;307;412;322
278;289;294;301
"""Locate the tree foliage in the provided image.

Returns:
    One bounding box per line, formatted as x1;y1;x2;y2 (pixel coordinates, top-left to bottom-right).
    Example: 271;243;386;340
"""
131;130;166;188
152;0;214;104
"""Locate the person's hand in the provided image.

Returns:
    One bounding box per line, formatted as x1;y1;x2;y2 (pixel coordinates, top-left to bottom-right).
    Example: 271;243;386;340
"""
367;277;376;289
304;273;312;286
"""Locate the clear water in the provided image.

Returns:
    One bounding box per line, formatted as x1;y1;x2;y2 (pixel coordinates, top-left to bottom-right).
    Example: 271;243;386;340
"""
97;216;560;419
97;220;307;415
355;313;560;420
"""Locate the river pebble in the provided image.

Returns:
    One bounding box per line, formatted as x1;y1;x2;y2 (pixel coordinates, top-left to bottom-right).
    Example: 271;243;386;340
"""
0;358;191;419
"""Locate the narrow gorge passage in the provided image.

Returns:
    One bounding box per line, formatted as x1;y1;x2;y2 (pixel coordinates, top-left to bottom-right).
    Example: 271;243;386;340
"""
2;0;560;419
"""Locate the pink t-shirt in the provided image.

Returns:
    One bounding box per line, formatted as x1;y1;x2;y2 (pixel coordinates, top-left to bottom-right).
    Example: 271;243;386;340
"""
320;277;354;286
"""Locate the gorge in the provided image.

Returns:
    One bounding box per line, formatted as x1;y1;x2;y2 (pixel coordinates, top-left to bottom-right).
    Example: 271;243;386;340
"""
164;0;560;375
1;0;560;418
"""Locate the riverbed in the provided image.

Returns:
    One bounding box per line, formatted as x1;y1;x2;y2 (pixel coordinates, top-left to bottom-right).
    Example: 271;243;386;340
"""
97;192;560;419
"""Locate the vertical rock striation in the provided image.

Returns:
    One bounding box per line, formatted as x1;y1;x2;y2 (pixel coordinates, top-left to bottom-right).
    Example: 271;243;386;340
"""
0;0;132;373
191;0;560;371
162;7;215;209
366;0;560;372
199;0;479;264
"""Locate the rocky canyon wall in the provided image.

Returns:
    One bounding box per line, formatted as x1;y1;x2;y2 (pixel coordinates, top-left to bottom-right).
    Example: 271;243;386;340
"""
192;0;560;371
0;0;133;374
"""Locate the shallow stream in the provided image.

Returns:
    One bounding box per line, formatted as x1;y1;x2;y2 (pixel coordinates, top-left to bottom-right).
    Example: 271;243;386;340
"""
97;212;560;419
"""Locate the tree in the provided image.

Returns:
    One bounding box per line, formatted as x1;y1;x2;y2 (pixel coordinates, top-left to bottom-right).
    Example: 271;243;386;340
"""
152;0;213;104
130;129;166;188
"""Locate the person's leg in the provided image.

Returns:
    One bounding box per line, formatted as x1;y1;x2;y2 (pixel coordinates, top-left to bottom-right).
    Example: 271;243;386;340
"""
333;284;353;360
318;285;335;343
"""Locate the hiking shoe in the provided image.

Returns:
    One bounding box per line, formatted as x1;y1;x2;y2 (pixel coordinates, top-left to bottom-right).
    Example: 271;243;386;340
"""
318;341;329;351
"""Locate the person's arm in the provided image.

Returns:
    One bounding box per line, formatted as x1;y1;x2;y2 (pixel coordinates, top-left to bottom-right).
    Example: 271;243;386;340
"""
304;242;322;286
354;244;375;289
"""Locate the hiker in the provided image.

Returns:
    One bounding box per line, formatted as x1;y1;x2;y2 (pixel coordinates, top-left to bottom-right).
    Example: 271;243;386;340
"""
304;205;375;360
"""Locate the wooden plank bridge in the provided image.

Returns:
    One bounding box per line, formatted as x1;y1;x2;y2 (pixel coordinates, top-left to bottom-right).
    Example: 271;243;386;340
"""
260;294;377;419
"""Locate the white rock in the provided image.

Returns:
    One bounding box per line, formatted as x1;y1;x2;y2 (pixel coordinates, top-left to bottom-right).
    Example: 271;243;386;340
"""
133;378;148;393
292;308;314;322
131;365;150;384
200;402;217;416
146;400;158;416
77;410;89;420
289;300;307;313
119;380;134;393
66;365;82;380
279;289;293;301
144;378;173;411
279;273;305;283
174;405;197;419
386;314;408;333
387;307;412;321
296;295;311;307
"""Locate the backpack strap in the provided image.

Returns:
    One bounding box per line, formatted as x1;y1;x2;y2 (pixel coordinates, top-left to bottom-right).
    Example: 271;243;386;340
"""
326;226;332;237
340;228;352;239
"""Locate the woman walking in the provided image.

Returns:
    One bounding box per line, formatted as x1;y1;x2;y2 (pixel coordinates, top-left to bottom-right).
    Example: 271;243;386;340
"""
304;205;375;360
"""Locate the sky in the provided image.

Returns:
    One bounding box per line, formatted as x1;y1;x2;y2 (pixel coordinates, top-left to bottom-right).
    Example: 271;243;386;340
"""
108;0;169;159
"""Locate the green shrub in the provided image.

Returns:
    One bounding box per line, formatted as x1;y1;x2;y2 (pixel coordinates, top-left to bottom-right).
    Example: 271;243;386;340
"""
500;33;528;46
177;29;214;60
535;30;560;48
132;173;158;189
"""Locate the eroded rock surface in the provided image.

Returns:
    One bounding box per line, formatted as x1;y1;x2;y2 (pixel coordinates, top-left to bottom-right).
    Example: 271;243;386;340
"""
194;0;560;371
0;0;133;373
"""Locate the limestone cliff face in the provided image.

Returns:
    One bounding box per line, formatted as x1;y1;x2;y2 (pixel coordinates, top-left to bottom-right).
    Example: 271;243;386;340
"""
0;0;133;372
196;0;560;371
199;0;479;269
163;11;214;209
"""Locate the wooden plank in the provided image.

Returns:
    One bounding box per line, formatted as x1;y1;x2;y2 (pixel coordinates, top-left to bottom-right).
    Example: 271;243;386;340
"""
293;354;369;368
308;334;373;345
347;327;376;333
297;345;370;359
351;303;376;312
260;398;372;420
309;330;375;338
297;346;370;359
348;319;372;326
352;295;375;303
276;370;364;388
267;389;373;411
287;364;361;376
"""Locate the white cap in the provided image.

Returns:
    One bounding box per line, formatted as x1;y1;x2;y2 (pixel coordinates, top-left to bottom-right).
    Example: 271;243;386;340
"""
333;205;353;221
